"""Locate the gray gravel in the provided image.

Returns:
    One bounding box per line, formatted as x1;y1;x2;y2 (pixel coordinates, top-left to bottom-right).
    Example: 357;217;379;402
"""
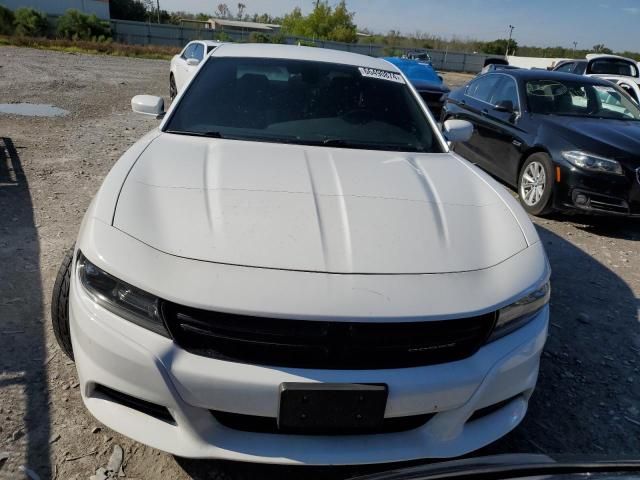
0;47;639;480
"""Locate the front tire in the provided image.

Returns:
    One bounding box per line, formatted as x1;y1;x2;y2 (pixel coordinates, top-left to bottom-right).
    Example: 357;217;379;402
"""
169;74;177;101
51;248;74;360
518;153;554;216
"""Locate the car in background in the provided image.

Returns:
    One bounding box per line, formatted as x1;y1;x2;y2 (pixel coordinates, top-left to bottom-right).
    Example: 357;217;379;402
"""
442;69;640;216
553;54;640;103
51;43;550;465
169;40;222;99
384;57;450;117
481;58;518;74
482;64;521;74
405;50;432;64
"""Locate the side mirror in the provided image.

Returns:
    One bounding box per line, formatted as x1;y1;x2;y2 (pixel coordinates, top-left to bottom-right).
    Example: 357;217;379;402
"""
443;119;473;143
131;95;164;117
494;100;515;113
186;58;200;67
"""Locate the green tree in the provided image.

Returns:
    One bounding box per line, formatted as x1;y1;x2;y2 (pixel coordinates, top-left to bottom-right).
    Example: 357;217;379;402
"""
281;0;357;43
481;38;518;56
109;0;148;21
13;7;49;37
57;9;111;40
592;44;613;54
0;4;15;35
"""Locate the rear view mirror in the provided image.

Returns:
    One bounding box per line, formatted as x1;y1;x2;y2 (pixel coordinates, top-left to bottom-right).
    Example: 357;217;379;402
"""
186;58;200;67
443;119;473;143
131;95;164;118
494;100;515;113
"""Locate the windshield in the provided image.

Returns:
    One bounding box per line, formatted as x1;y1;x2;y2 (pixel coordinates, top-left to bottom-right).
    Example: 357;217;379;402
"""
588;58;639;77
165;57;442;153
526;79;640;120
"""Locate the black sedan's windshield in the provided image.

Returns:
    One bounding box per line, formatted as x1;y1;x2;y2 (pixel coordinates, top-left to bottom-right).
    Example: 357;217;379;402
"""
526;79;640;121
166;57;442;153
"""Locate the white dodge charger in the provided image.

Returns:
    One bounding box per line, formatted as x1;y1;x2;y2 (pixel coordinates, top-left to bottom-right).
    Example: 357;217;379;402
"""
52;44;550;465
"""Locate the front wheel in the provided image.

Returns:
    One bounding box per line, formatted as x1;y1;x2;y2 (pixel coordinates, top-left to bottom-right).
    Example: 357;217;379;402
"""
51;248;74;360
169;74;177;101
518;153;555;216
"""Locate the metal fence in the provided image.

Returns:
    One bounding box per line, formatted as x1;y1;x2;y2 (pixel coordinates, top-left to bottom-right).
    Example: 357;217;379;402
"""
110;19;492;73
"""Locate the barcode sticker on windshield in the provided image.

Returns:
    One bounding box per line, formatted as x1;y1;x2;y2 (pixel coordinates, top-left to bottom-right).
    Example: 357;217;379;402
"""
358;67;405;84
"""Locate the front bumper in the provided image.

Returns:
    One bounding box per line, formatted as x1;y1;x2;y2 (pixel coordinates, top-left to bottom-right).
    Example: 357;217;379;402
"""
70;269;548;465
554;164;640;216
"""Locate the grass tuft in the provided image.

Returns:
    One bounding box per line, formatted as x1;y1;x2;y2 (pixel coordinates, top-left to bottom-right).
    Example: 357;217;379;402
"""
0;35;180;60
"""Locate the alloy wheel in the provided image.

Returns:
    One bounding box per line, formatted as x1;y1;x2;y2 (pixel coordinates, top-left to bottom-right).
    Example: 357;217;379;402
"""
520;161;546;206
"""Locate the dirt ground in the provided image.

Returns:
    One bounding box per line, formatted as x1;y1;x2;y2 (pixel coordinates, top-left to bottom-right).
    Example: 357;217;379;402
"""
0;47;639;480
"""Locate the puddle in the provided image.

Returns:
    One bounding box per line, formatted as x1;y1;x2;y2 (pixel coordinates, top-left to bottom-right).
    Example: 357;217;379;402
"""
0;103;69;117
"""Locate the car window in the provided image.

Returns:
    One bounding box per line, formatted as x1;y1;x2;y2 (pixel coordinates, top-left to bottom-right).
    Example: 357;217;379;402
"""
555;62;575;73
192;43;204;61
166;57;443;153
206;45;218;54
466;75;502;103
491;77;520;109
526;79;640;120
181;43;195;60
588;59;639;77
574;62;587;75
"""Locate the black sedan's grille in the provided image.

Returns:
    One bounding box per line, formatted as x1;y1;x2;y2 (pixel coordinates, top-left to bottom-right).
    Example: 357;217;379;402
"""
162;302;496;370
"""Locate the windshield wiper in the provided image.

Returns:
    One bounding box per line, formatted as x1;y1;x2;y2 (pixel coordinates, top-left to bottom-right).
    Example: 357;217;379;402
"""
320;138;422;152
166;130;224;138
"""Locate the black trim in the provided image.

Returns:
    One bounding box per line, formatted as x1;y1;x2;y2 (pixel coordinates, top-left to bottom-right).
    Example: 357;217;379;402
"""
468;395;521;423
210;410;435;435
93;384;175;424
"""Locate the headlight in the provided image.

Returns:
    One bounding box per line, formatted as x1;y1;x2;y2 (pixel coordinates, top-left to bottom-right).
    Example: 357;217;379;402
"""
562;150;624;175
489;282;550;342
77;252;169;337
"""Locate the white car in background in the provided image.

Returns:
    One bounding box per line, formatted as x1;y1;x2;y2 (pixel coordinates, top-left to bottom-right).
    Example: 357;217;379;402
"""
553;54;640;103
51;44;550;465
169;40;222;99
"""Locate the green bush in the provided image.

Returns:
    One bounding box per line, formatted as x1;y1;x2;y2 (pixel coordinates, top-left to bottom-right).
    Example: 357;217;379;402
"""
248;32;271;43
56;9;110;40
13;7;49;37
0;4;15;35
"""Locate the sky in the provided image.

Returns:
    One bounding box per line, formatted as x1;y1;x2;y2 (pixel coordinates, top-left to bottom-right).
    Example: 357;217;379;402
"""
156;0;639;52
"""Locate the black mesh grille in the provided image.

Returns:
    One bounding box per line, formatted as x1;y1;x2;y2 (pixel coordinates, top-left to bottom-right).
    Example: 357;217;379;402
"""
211;410;435;435
162;302;496;369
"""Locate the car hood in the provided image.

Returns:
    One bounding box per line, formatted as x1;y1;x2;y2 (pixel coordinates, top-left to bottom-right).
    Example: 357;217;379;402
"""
541;115;640;161
113;134;527;274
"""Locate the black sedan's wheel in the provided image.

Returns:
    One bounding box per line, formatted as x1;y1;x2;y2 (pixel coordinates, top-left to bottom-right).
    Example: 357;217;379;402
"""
51;247;75;360
518;153;554;216
169;74;177;101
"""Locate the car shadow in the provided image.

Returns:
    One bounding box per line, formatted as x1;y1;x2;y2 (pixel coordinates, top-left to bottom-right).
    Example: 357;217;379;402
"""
0;138;51;478
175;223;639;479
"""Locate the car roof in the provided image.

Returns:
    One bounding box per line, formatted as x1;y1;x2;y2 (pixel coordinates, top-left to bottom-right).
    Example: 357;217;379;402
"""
586;53;637;64
210;43;401;71
483;68;616;85
194;40;223;47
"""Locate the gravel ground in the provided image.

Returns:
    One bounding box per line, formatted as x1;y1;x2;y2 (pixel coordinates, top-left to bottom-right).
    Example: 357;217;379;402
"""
0;47;639;480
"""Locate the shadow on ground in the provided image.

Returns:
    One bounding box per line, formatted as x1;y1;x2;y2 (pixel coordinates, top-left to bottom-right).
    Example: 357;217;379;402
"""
174;223;639;479
0;137;50;478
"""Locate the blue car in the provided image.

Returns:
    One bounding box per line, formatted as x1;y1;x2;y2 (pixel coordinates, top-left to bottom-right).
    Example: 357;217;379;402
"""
384;57;450;117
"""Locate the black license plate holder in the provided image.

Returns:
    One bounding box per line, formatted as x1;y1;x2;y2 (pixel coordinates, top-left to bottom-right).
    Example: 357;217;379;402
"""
278;383;388;434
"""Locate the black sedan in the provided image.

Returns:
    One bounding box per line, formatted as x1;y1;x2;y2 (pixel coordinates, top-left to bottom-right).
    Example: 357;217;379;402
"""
441;69;640;216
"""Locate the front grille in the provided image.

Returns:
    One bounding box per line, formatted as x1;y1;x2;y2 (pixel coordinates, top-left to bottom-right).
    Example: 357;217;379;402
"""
211;410;435;435
162;302;496;369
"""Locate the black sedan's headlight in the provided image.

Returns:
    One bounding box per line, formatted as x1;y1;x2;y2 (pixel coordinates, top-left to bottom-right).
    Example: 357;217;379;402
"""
489;282;550;342
77;253;169;337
